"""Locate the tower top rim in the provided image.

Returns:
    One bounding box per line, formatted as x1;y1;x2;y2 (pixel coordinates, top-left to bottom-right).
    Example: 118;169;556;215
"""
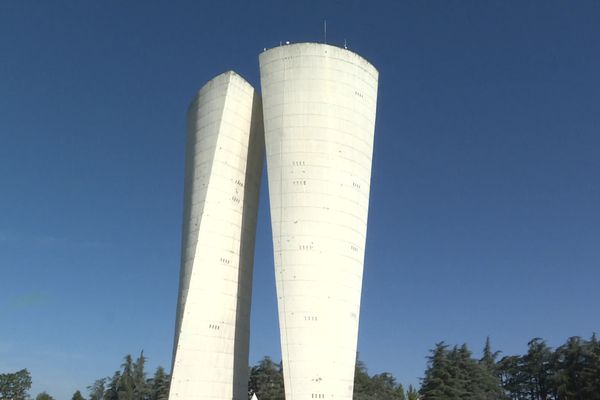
187;70;256;111
260;42;378;76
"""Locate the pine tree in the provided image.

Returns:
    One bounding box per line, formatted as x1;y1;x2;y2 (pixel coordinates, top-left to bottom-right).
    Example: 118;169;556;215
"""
395;383;406;400
88;378;106;400
581;333;600;398
420;342;463;400
248;356;284;400
351;358;408;400
498;354;528;400
72;390;86;400
353;360;373;400
371;372;403;399
554;336;590;399
133;351;150;400
104;371;120;400
406;385;418;400
522;338;553;399
149;367;170;400
477;338;503;399
480;337;501;374
446;345;470;398
421;342;503;400
119;355;135;400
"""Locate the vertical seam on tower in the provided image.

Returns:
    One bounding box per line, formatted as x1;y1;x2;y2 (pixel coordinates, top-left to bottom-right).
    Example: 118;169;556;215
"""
279;51;293;399
220;73;238;398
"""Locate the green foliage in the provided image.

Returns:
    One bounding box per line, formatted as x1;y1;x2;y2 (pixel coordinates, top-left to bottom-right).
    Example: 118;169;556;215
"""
478;337;502;399
353;359;372;400
0;369;32;400
416;334;600;400
371;373;406;400
104;371;120;400
406;385;418;400
148;367;170;400
420;340;502;400
420;342;459;399
248;356;284;400
248;356;412;400
353;359;407;400
76;335;600;400
72;390;86;400
88;378;106;400
84;351;170;400
36;391;55;400
119;354;135;400
549;335;600;400
522;338;553;399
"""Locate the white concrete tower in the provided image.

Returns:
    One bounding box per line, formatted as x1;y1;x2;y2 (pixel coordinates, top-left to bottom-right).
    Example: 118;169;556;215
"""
259;43;379;400
170;71;264;400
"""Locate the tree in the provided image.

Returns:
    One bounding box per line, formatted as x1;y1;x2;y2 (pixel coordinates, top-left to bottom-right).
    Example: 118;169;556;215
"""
370;372;405;400
494;333;600;399
119;354;135;400
445;344;469;399
498;355;525;399
580;333;600;398
88;378;106;400
522;338;553;400
104;371;121;400
406;385;418;400
396;383;406;400
248;357;284;400
93;352;151;400
551;335;600;400
72;390;86;400
476;338;503;399
36;392;55;400
421;341;503;400
0;369;32;400
480;337;501;376
132;351;150;400
86;351;417;400
353;359;372;400
353;358;407;400
420;342;463;400
149;367;170;400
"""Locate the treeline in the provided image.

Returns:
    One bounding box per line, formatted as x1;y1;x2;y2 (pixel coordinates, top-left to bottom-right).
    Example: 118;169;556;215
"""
420;334;600;400
86;352;170;400
0;354;171;400
3;334;599;400
354;361;418;400
247;356;418;400
80;354;415;400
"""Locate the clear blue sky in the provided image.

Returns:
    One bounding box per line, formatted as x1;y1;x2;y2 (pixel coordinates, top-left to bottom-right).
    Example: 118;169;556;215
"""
1;1;599;398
